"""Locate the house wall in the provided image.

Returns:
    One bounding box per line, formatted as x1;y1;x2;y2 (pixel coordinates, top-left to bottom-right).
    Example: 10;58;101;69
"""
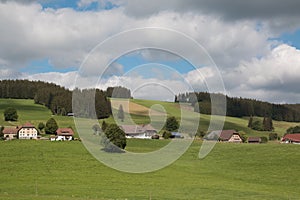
18;128;38;139
228;134;242;143
3;133;16;140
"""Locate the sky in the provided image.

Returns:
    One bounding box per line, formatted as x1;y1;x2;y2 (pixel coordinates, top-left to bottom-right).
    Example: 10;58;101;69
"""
0;0;300;103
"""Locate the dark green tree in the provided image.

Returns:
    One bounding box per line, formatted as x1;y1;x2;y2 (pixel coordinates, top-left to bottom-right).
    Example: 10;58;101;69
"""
38;122;45;133
102;124;126;151
101;120;108;132
269;133;279;141
117;104;125;122
45;118;58;134
286;126;300;134
165;116;179;132
0;126;4;139
263;117;274;131
4;107;18;121
162;130;172;139
248;116;253;128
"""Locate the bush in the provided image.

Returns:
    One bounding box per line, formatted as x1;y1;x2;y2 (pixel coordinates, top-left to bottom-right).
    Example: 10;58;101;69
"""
4;107;18;121
260;136;268;143
162;130;172;139
269;133;279;141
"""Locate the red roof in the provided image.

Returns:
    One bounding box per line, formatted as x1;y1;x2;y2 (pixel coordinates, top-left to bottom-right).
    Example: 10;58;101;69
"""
56;128;74;136
22;122;35;128
282;134;300;143
2;127;19;134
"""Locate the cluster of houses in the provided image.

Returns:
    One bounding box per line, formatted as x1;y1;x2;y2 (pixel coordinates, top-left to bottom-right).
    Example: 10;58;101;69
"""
119;125;300;144
2;122;300;144
1;122;74;141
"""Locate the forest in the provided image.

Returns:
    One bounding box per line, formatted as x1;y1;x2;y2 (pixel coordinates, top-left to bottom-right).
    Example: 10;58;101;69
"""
0;80;130;119
175;92;300;122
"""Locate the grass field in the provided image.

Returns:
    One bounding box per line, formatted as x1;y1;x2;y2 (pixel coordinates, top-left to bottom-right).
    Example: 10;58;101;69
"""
1;98;300;199
0;140;300;200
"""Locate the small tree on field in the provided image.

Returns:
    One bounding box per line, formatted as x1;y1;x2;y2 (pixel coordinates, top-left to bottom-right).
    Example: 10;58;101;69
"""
4;107;18;121
0;126;4;140
248;116;253;128
102;124;126;151
117;104;125;122
162;130;172;139
45;118;58;134
101;120;108;132
165;116;179;132
269;132;279;141
38;122;45;133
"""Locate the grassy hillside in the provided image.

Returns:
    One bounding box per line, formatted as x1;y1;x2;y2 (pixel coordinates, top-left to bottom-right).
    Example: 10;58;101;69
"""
0;99;76;136
0;98;300;199
0;140;300;200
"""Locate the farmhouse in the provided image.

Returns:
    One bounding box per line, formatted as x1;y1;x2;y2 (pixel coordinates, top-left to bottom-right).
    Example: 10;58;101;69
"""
2;127;18;140
281;134;300;144
248;137;261;143
56;128;74;140
18;122;38;140
120;124;157;139
206;130;242;143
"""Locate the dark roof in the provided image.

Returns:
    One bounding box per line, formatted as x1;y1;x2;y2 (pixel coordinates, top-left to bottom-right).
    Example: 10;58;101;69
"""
248;137;261;142
282;134;300;143
56;128;74;136
219;130;239;141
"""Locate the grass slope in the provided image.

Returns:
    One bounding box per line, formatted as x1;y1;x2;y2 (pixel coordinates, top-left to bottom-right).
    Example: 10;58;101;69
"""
0;140;299;200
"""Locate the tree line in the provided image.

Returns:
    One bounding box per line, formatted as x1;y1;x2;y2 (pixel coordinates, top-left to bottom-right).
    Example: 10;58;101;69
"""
175;92;300;122
0;80;131;119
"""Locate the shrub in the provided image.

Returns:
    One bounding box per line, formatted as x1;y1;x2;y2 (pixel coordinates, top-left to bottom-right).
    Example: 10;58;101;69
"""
269;133;279;141
260;136;268;143
162;130;172;139
4;107;18;121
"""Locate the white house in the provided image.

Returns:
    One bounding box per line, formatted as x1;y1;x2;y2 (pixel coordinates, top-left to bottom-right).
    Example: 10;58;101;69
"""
18;122;38;140
120;124;157;139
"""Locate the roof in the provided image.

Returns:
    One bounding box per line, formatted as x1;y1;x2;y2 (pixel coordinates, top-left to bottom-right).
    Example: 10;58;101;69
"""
219;130;239;141
120;124;157;135
21;122;35;128
248;137;261;142
2;127;19;134
56;128;74;136
282;134;300;143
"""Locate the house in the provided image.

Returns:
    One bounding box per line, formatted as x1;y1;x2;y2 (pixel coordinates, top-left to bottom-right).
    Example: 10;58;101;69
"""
56;128;74;140
2;127;19;140
18;122;38;140
206;130;242;143
120;124;157;139
248;137;261;143
281;134;300;144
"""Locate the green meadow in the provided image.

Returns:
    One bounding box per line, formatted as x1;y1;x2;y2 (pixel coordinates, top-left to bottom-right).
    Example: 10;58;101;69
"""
0;98;300;199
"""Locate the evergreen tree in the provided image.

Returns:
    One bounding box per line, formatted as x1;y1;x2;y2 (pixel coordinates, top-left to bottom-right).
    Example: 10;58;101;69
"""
45;118;58;134
101;120;108;132
102;124;126;151
248;116;253;128
165;116;179;132
117;104;125;122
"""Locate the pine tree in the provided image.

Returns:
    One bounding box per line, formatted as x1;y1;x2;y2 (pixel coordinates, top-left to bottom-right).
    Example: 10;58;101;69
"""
117;105;125;122
45;118;58;134
248;116;253;128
